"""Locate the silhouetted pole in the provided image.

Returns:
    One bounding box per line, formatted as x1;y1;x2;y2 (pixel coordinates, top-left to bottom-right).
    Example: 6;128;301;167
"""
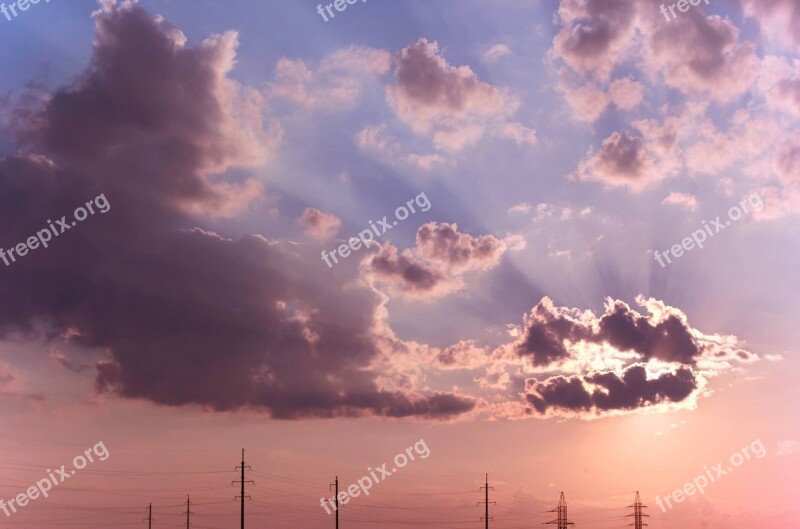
329;476;339;529
234;449;253;529
143;502;153;529
478;474;495;529
182;495;194;529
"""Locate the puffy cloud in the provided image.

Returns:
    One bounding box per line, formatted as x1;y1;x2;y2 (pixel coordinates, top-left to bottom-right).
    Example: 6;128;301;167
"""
415;222;507;273
644;12;760;102
563;83;610;122
364;243;458;297
551;0;640;81
608;77;644;110
362;222;511;298
741;0;800;49
386;39;520;151
436;340;488;370
0;3;474;420
296;207;342;239
576;131;659;189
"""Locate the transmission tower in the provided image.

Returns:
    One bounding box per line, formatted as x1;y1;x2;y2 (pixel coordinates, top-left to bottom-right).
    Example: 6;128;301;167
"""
143;502;154;529
477;474;495;529
544;492;575;529
626;491;649;529
330;476;339;529
182;495;194;529
233;449;253;529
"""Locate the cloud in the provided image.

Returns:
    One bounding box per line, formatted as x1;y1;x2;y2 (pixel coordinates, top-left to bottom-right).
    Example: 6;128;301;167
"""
576;131;660;189
741;0;800;49
484;44;512;62
267;45;390;109
608;77;644;110
355;123;450;170
0;2;474;421
362;222;511;298
662;192;698;211
551;0;640;81
386;39;520;151
644;12;760;103
526;364;697;415
415;222;508;273
486;296;756;417
364;243;459;297
296;208;342;239
436;340;488;370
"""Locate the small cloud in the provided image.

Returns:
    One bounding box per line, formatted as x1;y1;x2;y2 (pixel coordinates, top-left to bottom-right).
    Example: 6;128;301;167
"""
509;202;532;214
662;192;699;211
484;43;512;62
296;208;342;239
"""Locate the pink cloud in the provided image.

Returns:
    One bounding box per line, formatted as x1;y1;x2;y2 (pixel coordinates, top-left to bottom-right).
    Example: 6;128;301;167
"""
296;207;342;239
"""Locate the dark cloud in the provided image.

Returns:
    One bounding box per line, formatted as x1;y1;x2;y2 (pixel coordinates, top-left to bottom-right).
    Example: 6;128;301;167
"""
512;297;742;367
526;364;697;414
363;223;508;298
366;243;455;296
415;222;506;272
0;3;474;420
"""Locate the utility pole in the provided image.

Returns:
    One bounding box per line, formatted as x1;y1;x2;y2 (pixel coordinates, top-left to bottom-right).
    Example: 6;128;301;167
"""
143;502;153;529
234;449;253;529
329;476;339;529
478;474;495;529
544;492;574;529
182;495;194;529
626;491;649;529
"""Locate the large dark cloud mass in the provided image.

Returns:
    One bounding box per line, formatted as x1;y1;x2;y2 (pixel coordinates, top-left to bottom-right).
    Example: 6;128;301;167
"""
0;3;474;420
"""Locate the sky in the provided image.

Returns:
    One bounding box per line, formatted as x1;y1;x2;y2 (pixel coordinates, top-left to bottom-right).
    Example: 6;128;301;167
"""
0;0;798;528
